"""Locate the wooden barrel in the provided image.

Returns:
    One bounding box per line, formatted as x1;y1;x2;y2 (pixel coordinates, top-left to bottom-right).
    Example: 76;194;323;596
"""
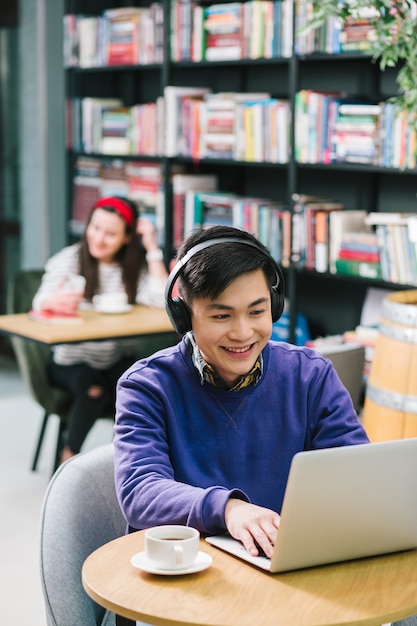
362;290;417;441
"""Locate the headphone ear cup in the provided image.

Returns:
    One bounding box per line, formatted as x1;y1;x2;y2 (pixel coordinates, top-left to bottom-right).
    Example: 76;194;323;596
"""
168;297;192;335
270;265;285;322
270;286;285;323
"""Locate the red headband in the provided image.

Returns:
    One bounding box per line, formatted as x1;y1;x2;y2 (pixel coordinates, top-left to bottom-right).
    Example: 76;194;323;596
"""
94;197;134;227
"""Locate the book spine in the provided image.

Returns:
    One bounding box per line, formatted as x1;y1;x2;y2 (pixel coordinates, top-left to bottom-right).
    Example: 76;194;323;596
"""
314;211;329;273
335;259;382;280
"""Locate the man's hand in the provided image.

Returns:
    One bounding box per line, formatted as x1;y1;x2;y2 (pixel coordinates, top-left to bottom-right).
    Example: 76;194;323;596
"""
225;499;280;558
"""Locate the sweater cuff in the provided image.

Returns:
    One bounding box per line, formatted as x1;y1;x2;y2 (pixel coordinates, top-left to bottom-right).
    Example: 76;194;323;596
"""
201;487;249;534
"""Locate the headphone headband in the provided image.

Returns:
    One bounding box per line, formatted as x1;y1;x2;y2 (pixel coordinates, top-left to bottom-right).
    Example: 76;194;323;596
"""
165;236;285;335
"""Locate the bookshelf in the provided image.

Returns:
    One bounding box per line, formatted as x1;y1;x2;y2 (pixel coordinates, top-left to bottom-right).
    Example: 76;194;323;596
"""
64;0;417;343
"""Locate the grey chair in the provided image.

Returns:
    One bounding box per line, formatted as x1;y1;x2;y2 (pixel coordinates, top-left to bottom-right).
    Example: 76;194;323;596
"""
39;443;135;626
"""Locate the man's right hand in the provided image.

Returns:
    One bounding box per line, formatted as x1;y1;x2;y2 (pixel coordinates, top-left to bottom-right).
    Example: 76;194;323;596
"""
224;498;280;558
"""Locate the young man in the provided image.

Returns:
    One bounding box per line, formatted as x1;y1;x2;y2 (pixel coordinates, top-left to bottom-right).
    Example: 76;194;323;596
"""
114;225;369;558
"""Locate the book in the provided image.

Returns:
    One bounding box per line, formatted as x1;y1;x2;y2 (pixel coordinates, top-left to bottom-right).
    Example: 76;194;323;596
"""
130;101;160;156
200;92;271;161
172;174;218;248
306;203;343;271
80;97;123;154
314;210;330;273
184;190;237;236
100;106;131;155
365;212;412;225
205;32;243;61
70;157;103;235
338;249;380;263
164;86;211;157
77;16;100;68
100;159;129;198
328;210;369;274
335;259;382;280
293;198;344;270
28;310;83;325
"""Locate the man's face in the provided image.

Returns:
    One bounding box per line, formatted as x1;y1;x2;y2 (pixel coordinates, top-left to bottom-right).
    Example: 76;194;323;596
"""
191;269;272;387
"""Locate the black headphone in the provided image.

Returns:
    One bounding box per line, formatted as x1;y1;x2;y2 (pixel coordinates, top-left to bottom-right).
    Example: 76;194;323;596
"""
165;237;285;335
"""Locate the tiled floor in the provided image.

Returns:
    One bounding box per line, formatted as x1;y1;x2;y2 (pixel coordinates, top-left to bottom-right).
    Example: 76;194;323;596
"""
0;354;114;625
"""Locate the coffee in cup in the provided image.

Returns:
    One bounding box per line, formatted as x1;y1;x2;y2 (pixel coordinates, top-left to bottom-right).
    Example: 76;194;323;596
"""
144;525;200;570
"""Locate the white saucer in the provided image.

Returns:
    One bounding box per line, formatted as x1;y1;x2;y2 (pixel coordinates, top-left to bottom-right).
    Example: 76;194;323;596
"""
130;551;213;575
94;304;133;314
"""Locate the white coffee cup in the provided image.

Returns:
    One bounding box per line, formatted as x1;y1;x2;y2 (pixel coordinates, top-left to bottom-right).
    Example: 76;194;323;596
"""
92;292;128;312
144;525;200;570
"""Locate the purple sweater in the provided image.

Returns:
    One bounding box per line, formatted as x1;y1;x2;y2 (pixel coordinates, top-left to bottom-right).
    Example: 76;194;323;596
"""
114;339;369;534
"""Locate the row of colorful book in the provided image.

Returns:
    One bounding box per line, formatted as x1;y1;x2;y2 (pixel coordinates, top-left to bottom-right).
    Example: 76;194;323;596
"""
295;0;379;55
70;164;417;287
67;88;416;169
295;90;417;170
296;0;417;56
171;0;293;62
175;183;417;287
165;88;290;162
63;5;164;68
64;0;294;68
292;199;417;286
172;172;290;263
172;179;374;277
364;212;417;286
290;198;374;275
67;89;291;163
67;97;164;156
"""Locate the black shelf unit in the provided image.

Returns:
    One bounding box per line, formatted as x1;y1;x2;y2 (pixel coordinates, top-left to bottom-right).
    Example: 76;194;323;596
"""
64;0;417;343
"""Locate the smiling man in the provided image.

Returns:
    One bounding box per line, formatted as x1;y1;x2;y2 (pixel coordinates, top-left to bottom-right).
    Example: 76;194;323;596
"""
114;225;369;558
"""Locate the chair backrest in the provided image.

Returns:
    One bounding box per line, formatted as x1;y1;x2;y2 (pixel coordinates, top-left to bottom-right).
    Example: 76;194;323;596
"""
318;343;365;413
39;444;127;626
7;269;45;315
7;269;72;415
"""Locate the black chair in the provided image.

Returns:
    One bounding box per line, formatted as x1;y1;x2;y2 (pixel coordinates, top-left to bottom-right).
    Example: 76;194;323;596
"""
7;269;74;473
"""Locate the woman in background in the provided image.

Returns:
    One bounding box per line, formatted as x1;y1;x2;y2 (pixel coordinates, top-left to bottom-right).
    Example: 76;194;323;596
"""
32;196;168;464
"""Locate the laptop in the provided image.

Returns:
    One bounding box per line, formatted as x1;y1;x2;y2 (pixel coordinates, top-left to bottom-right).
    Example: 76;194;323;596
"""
205;438;417;573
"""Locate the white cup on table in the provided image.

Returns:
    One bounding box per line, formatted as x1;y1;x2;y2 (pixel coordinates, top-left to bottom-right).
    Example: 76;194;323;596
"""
92;292;128;313
144;525;200;571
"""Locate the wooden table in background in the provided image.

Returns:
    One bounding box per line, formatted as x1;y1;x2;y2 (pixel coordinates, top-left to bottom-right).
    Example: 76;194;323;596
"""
82;530;417;626
0;305;174;344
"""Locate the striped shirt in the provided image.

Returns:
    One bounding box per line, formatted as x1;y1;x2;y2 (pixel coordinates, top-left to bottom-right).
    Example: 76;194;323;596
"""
33;243;166;369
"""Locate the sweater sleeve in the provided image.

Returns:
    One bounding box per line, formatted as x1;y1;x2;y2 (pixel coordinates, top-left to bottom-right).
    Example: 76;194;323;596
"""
306;355;370;449
114;370;249;534
32;244;81;311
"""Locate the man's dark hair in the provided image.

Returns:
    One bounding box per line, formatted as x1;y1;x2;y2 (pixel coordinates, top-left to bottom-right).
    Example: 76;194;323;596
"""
176;225;278;306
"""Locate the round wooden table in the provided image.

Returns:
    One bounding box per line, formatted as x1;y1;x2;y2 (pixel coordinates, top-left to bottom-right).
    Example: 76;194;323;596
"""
82;530;417;626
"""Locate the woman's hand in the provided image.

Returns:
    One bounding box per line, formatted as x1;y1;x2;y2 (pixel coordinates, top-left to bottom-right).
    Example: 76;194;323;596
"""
137;217;159;252
42;277;84;315
225;499;280;558
137;217;167;279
